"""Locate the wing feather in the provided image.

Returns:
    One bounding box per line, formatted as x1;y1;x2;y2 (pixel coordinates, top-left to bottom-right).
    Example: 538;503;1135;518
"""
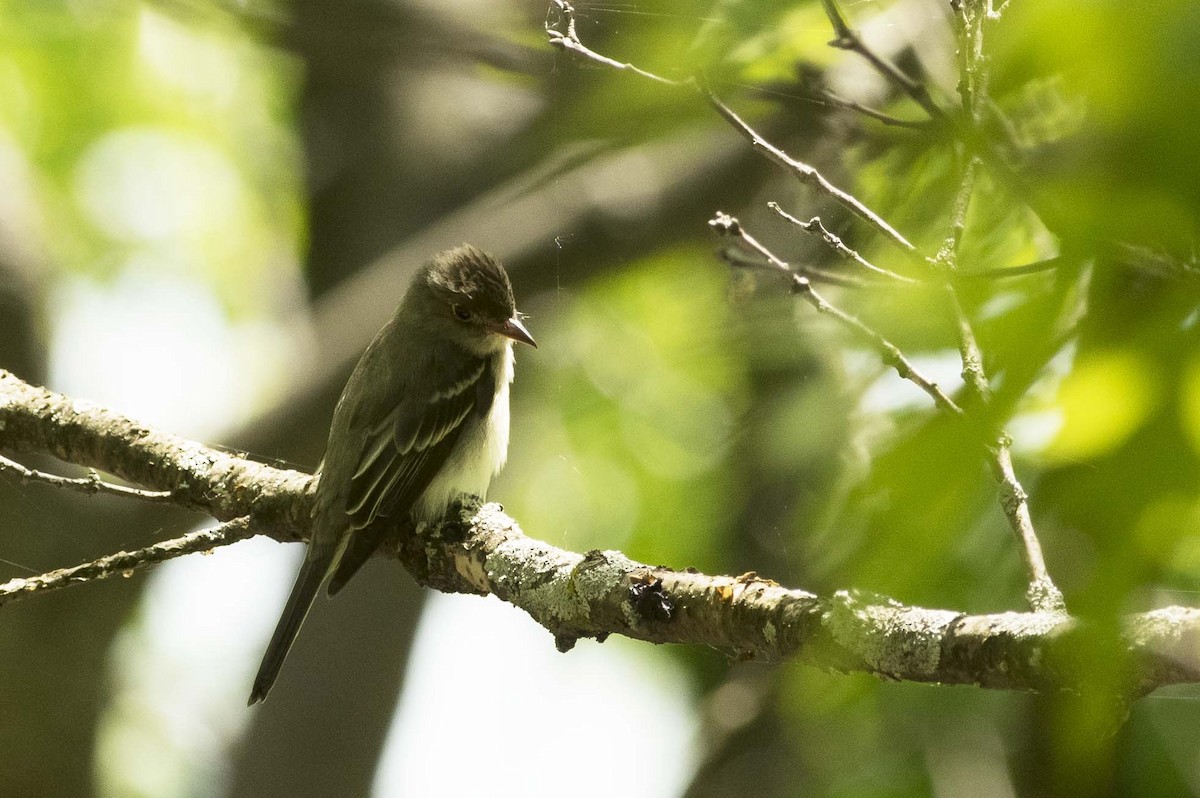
328;354;493;594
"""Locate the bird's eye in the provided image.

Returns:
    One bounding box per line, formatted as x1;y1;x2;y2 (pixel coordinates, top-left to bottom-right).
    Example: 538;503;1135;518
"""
452;305;472;321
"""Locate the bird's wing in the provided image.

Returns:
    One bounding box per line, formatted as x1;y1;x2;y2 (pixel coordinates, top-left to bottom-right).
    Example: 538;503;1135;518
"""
327;354;495;594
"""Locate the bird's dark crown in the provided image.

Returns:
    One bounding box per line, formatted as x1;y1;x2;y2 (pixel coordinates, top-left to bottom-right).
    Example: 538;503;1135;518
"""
423;244;515;320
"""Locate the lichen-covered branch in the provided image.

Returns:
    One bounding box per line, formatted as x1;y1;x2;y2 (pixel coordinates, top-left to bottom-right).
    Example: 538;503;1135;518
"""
0;369;312;539
990;438;1064;612
0;517;254;607
0;369;1195;694
411;504;1197;694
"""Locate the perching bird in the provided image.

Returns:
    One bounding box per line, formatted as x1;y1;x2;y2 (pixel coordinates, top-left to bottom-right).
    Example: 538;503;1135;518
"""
249;245;536;704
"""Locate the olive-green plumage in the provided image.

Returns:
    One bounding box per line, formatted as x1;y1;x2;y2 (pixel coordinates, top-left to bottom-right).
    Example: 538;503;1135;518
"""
249;245;535;704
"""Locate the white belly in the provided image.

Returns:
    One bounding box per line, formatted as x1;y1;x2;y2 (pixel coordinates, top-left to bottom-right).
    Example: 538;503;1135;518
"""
412;345;513;522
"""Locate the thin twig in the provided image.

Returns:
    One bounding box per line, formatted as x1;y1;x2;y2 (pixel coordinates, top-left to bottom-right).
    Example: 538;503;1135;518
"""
545;0;921;260
0;453;175;503
705;93;920;258
932;157;991;403
0;517;255;607
951;0;989;126
546;0;683;87
959;256;1066;280
718;245;875;289
710;212;963;415
822;90;931;129
989;439;1065;613
987;0;1012;20
769;202;920;284
820;0;950;123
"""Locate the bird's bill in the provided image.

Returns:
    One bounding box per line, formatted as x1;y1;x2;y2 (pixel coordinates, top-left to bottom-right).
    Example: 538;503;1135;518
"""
497;315;537;348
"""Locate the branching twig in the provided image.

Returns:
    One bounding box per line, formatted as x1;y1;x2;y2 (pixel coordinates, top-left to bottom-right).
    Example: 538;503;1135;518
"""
987;0;1012;20
704;93;920;258
937;1;1064;612
548;0;1067;617
0;518;254;608
709;212;963;415
768;202;919;284
0;453;175;503
545;0;680;87
546;0;921;259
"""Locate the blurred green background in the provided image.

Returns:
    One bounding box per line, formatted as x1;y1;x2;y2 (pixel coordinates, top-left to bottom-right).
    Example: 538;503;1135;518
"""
2;0;1200;795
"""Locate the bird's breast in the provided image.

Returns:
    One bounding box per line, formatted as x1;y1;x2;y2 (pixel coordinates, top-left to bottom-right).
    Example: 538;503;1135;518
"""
411;345;514;523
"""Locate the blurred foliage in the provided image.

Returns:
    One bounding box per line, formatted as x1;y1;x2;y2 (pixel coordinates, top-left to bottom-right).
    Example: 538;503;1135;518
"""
0;0;304;315
504;247;746;574
5;0;1200;795
530;0;1200;793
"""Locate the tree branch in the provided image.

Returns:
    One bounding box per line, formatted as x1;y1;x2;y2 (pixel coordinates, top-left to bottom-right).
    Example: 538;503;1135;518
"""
821;90;932;130
0;517;254;607
819;0;951;123
0;370;1194;694
990;437;1063;613
0;452;175;503
545;0;920;258
0;369;312;539
768;202;919;284
932;155;992;404
709;213;963;415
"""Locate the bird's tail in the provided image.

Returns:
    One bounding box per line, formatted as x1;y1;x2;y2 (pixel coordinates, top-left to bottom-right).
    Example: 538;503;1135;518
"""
248;556;326;705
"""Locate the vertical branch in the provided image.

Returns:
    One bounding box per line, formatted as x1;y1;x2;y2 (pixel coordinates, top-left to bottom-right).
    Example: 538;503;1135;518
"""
991;440;1065;613
952;0;990;126
940;1;1065;612
933;156;991;404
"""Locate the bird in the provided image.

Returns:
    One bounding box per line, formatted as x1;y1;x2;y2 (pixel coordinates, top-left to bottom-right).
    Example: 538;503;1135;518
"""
249;244;536;704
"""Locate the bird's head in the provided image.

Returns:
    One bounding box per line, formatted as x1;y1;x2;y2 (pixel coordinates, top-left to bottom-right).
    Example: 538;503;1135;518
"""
413;245;537;355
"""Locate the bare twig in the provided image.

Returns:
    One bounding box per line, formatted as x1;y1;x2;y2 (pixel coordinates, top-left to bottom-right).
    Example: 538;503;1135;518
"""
768;202;919;284
932;157;992;403
820;0;950;123
951;0;989;125
0;517;254;607
705;93;920;257
710;212;963;415
545;0;921;259
939;1;1064;611
545;0;683;87
990;439;1065;613
0;452;174;503
959;255;1066;280
822;90;932;129
718;245;875;289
